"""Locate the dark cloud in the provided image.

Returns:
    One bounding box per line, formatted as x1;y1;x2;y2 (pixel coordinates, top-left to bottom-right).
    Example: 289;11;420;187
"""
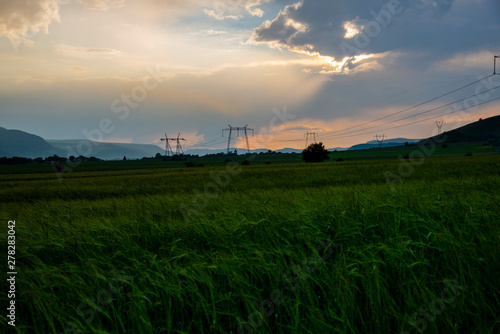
250;0;500;70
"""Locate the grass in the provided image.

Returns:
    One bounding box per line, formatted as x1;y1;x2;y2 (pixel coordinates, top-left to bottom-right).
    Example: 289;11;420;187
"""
0;155;499;333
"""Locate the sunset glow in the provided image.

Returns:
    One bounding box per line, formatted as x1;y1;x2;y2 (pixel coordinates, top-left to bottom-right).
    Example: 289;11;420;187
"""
1;0;499;153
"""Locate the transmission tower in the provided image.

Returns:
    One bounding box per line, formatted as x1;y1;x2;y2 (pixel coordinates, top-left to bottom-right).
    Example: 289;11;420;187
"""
435;120;444;135
160;133;173;156
173;133;186;156
160;133;186;156
374;134;386;148
222;125;254;154
305;132;318;148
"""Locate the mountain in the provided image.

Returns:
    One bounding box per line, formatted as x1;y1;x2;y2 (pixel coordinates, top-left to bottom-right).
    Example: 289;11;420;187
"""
276;147;304;154
348;138;420;151
0;127;57;158
47;140;164;160
422;115;500;144
328;147;349;152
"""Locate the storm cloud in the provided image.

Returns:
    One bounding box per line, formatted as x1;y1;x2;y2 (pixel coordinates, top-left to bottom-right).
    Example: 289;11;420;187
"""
249;0;500;71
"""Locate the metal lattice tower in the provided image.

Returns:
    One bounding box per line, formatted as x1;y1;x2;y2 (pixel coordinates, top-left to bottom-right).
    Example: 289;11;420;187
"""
160;133;186;156
374;134;386;148
222;125;254;154
173;133;186;156
435;120;444;135
305;132;318;148
160;133;173;156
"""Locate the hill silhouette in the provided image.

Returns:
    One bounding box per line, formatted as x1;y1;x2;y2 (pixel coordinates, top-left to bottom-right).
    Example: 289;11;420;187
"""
0;127;57;158
422;115;500;144
47;140;163;160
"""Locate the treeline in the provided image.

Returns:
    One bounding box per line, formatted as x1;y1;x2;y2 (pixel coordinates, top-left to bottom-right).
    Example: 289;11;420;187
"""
0;155;102;165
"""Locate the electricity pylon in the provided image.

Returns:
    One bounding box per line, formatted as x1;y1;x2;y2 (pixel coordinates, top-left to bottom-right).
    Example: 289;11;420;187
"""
222;125;254;154
160;133;173;156
305;132;318;148
160;133;186;156
435;120;444;135
174;133;186;156
374;134;386;148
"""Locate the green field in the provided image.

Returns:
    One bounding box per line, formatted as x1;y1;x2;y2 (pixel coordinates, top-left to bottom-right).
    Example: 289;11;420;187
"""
1;153;499;333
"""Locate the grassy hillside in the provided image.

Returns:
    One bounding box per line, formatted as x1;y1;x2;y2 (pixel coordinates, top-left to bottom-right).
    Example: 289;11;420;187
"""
0;155;499;333
424;114;500;144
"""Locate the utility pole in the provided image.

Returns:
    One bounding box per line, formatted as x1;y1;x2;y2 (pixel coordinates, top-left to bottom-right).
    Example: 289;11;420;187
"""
374;134;386;148
494;55;500;75
305;132;318;148
222;125;254;154
435;120;444;135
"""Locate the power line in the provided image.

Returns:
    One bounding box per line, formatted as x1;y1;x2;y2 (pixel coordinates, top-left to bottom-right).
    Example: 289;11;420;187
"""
319;96;500;141
189;136;226;148
268;83;500;144
319;85;500;140
322;73;494;136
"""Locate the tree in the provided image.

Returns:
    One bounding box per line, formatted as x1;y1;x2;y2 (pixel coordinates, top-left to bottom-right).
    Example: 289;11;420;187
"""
302;142;330;163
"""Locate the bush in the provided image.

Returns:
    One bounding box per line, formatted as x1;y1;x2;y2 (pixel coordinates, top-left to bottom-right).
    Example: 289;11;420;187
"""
265;161;271;165
441;144;448;149
465;152;473;156
241;160;250;165
302;142;330;163
185;161;204;167
336;158;344;162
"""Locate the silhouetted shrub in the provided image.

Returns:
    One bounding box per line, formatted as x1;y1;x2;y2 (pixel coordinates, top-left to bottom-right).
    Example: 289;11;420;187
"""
302;142;330;163
465;152;473;156
441;144;448;149
336;158;344;162
241;160;250;165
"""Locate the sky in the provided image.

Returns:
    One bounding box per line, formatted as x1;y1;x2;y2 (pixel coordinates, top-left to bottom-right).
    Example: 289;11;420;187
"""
0;0;499;152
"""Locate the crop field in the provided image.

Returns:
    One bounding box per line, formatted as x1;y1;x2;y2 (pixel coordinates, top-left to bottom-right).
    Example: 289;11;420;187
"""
1;154;499;333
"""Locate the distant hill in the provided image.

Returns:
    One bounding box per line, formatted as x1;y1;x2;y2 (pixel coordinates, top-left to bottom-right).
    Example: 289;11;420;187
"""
348;138;420;151
422;115;500;144
47;140;164;160
0;127;57;158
